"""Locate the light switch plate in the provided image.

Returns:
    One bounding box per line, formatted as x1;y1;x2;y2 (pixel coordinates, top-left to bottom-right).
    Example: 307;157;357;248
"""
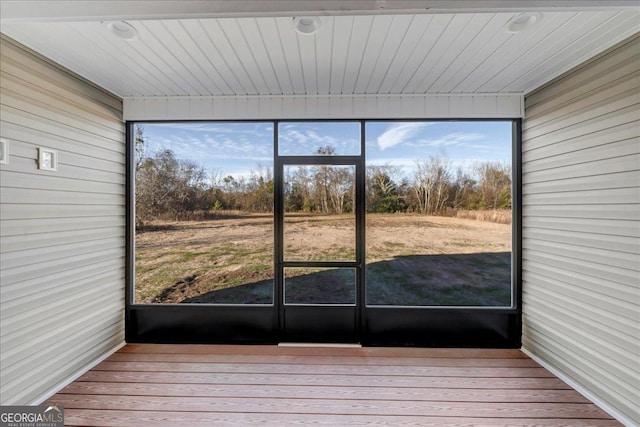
38;147;58;171
0;139;7;165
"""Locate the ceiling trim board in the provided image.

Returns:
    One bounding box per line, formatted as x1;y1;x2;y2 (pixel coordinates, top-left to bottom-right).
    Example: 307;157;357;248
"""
122;93;524;121
2;1;639;22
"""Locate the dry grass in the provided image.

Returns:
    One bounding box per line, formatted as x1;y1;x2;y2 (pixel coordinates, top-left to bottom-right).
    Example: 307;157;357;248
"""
455;209;511;224
135;213;512;306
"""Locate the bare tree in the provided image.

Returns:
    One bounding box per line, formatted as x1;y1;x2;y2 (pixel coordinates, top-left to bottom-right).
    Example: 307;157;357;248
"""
310;147;355;214
134;125;147;170
247;163;274;213
136;149;210;224
326;166;353;214
451;166;477;210
367;164;402;213
285;166;313;212
475;161;511;209
412;153;452;215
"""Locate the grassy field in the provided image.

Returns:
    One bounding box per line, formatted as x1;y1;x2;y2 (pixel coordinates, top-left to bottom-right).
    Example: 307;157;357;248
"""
135;213;511;306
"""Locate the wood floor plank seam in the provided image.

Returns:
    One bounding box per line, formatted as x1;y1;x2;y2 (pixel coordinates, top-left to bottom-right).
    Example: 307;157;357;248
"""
59;409;622;426
53;393;605;406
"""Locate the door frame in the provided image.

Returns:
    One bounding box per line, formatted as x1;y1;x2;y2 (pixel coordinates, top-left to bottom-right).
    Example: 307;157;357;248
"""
275;146;366;342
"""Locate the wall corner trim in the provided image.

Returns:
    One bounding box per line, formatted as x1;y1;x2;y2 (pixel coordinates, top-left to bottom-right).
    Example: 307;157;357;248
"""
29;341;126;406
521;347;636;427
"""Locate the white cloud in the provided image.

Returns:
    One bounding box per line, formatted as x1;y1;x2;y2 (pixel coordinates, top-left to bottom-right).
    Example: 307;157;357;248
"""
279;126;357;155
149;132;271;162
306;130;322;142
287;130;309;143
377;122;433;151
146;122;271;140
421;132;484;147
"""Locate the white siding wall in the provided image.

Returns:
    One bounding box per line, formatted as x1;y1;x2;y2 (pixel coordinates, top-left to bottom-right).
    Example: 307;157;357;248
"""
0;35;125;404
522;34;639;426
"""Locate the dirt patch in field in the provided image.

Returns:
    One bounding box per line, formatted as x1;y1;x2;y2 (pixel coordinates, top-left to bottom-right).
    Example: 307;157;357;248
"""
135;213;511;306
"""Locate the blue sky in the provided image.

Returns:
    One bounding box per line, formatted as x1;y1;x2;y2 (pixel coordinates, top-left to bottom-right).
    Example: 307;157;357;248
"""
366;121;512;173
139;122;274;179
138;121;511;179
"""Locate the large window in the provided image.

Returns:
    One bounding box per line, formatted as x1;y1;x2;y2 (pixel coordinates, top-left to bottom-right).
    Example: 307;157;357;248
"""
365;121;513;307
133;122;274;304
131;120;514;308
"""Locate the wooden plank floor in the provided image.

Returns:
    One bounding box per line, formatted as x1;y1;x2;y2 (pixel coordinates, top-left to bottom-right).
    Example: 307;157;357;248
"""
45;345;621;426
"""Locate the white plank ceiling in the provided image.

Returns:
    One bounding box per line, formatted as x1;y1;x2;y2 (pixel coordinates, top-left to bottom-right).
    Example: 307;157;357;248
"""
1;10;638;98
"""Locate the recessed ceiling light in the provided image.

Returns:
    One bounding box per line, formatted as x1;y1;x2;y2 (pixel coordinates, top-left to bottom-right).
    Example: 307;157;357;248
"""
293;17;320;35
507;12;542;33
108;21;139;40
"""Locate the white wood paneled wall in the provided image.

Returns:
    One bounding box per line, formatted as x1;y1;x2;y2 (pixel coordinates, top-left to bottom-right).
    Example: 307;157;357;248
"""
2;12;638;99
521;34;639;426
0;35;126;405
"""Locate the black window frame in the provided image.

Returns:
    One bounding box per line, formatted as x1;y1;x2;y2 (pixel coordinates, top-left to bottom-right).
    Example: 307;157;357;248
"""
125;118;522;347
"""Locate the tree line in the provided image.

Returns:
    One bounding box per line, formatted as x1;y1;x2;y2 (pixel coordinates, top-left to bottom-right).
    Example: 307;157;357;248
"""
366;157;511;215
135;129;510;226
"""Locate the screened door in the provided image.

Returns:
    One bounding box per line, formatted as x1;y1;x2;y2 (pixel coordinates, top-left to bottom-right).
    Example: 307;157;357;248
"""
275;122;364;342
